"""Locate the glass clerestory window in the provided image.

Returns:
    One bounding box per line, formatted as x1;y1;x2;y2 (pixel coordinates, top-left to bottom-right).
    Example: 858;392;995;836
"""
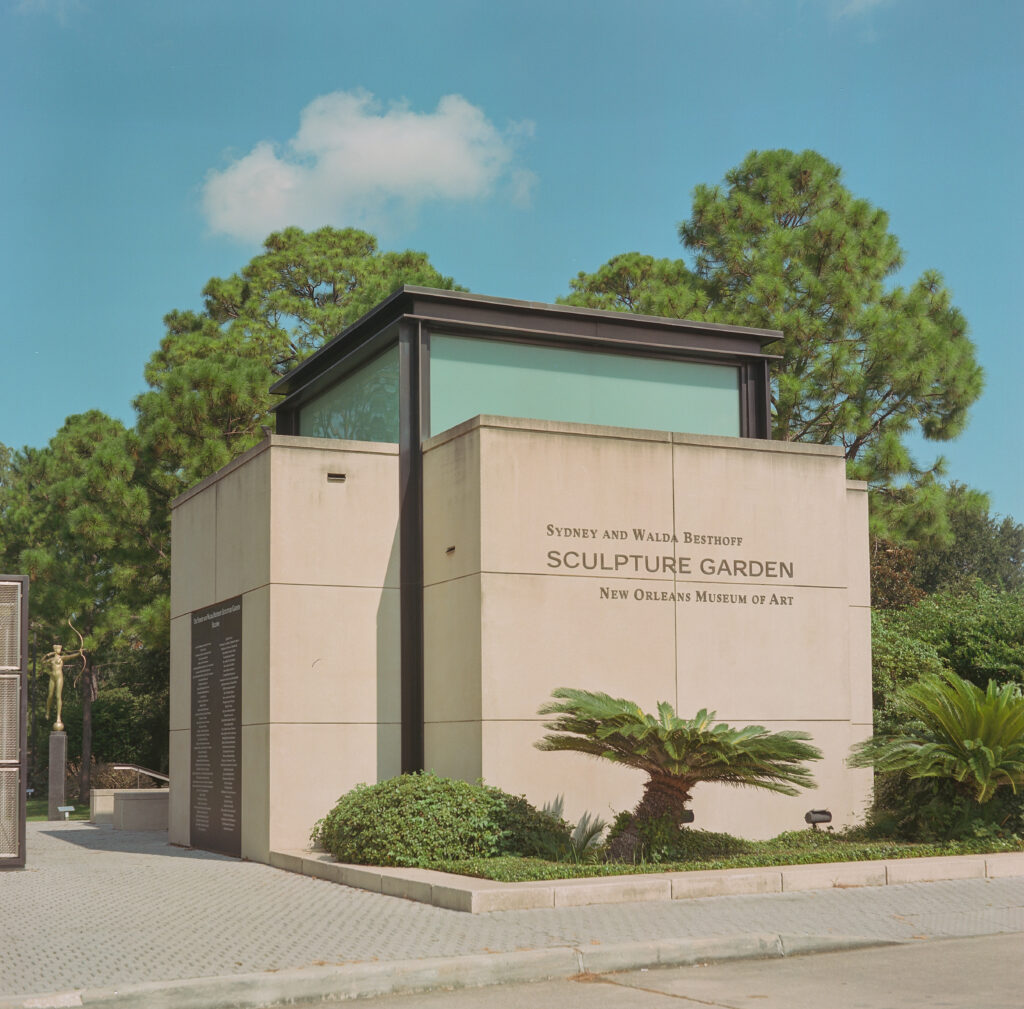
429;334;740;438
294;333;742;444
298;344;399;443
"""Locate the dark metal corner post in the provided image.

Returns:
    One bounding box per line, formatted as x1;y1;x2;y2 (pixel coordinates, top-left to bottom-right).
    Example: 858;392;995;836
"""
739;358;773;440
1;574;29;870
398;319;425;772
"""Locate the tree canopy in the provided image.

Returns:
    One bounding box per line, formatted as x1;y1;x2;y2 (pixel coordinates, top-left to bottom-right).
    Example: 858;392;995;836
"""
136;226;460;494
563;149;984;543
912;484;1024;594
0;411;165;795
0;227;458;789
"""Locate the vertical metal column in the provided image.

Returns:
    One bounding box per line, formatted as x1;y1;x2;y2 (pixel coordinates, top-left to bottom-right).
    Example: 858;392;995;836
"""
398;318;425;773
0;575;28;869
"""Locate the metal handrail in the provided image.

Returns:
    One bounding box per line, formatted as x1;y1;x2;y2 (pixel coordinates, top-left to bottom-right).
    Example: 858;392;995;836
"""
111;764;169;787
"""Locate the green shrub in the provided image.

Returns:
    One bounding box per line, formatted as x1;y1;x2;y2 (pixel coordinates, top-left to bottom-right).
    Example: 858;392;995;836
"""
870;611;945;734
866;589;1024;837
874;584;1024;691
852;671;1024;811
606;811;753;863
864;772;1024;842
311;772;571;867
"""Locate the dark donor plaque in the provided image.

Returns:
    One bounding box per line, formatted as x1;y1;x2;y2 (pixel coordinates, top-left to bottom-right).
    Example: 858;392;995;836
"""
190;596;242;857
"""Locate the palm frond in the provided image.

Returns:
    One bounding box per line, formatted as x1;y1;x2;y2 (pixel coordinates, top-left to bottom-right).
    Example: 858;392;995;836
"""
849;671;1024;803
537;687;822;794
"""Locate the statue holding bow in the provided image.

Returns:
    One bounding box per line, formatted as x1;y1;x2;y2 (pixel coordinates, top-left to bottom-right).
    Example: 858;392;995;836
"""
41;618;85;732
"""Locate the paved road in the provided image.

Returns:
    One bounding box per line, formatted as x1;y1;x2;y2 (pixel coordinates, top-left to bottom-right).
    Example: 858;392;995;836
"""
3;822;1024;1008
343;933;1024;1009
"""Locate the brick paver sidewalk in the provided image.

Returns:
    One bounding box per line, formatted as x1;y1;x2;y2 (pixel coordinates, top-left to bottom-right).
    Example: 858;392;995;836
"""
4;822;1024;1000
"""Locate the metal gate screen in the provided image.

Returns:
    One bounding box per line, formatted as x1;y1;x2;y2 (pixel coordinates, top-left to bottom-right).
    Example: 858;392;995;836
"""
0;675;18;763
0;582;20;670
0;578;26;867
0;767;17;857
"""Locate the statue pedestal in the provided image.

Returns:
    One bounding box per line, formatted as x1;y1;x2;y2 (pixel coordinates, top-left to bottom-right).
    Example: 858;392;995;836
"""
48;731;67;821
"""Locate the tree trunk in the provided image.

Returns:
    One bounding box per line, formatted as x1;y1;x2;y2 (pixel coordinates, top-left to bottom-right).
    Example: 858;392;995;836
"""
79;664;96;803
606;776;692;863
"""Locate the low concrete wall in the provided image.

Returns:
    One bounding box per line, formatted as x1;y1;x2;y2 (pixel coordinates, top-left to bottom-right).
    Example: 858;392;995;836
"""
90;789;117;824
270;849;1024;913
91;789;169;830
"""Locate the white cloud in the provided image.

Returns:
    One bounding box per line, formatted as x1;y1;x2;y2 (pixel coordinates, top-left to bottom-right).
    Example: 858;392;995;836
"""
15;0;84;25
831;0;892;17
202;91;534;242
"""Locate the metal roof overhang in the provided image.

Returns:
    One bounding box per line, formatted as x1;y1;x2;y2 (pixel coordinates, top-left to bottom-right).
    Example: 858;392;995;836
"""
270;286;782;414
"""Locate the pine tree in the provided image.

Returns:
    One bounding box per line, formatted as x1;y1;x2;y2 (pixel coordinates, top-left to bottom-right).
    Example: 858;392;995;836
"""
135;225;461;494
563;150;983;544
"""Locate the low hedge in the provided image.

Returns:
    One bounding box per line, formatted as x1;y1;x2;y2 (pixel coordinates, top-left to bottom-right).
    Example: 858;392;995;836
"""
311;772;570;867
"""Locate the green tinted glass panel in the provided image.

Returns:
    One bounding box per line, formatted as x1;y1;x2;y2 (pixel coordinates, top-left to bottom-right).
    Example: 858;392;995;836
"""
429;335;740;437
298;344;399;442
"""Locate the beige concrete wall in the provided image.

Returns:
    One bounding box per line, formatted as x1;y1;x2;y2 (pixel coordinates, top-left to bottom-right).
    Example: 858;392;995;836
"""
90;789;116;824
170;435;401;860
172;415;872;859
92;789;169;829
112;790;169;831
423;417;872;838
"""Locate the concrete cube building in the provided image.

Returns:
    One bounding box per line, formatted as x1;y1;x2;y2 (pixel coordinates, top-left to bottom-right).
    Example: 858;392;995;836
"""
169;288;871;861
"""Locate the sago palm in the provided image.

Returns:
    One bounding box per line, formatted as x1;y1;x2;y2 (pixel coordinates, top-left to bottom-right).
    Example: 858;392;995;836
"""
536;688;822;861
849;671;1024;803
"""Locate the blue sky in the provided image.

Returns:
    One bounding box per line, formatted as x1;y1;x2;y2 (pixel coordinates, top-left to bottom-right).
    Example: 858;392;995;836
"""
2;0;1021;518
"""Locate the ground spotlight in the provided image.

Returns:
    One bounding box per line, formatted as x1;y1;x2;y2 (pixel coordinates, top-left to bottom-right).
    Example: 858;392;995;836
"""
804;809;832;830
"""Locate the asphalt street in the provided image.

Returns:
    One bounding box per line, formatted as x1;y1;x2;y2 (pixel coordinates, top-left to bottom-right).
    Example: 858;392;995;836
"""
340;933;1024;1009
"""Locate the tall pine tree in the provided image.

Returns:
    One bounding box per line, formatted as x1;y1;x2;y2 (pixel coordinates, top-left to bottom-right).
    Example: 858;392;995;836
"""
564;150;983;543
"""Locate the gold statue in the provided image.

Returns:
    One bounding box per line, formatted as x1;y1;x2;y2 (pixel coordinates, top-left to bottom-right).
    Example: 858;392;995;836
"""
42;643;81;732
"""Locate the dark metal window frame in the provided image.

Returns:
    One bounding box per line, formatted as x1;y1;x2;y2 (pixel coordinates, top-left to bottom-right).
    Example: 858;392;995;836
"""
1;574;29;870
275;325;400;437
418;324;762;441
272;288;779;439
271;288;780;772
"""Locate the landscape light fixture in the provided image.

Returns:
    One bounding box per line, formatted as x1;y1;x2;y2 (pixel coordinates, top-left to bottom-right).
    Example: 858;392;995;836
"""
804;808;832;830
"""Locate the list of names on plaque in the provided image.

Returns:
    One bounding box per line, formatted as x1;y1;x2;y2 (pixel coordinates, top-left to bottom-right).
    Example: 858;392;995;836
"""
190;597;242;857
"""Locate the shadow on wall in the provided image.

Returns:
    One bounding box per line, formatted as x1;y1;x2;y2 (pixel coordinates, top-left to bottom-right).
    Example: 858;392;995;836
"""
376;521;402;781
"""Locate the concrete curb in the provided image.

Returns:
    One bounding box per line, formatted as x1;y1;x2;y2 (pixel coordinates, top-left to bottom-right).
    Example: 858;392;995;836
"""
0;932;900;1009
269;849;1024;913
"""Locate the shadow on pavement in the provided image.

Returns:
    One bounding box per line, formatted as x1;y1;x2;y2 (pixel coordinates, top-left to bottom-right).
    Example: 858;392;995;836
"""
31;822;238;861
